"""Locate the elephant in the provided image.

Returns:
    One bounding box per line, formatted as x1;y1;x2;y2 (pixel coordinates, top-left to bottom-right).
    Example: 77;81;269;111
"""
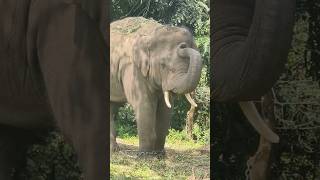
110;17;203;154
0;0;108;179
211;0;296;143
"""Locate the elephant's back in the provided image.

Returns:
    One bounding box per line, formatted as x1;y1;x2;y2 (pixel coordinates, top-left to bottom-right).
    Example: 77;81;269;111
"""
110;17;163;62
110;17;162;38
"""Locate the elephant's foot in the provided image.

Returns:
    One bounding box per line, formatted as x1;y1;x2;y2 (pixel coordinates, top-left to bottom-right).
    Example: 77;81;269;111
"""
137;150;166;159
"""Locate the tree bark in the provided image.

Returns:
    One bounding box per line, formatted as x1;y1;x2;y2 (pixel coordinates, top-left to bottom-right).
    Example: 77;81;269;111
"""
185;92;197;139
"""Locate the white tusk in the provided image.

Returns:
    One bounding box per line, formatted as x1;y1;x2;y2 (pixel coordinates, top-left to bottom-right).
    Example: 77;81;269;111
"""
164;91;172;108
185;93;197;107
239;101;279;143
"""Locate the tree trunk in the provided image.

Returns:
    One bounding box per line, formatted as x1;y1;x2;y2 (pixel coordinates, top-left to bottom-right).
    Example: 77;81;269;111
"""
185;93;197;139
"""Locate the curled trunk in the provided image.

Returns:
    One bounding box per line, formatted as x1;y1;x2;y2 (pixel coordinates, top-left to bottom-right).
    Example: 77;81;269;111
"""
170;47;202;94
212;0;296;101
163;46;202;108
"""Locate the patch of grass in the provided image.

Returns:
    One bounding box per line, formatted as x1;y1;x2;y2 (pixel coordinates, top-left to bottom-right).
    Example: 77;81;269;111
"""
166;129;204;150
110;130;210;179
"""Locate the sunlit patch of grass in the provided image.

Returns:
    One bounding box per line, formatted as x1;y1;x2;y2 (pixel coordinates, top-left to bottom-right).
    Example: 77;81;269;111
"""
119;129;205;151
110;130;210;179
110;162;162;179
119;136;139;145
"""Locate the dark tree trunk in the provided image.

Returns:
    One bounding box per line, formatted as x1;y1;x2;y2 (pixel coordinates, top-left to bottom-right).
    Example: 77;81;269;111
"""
212;0;296;101
185;104;196;139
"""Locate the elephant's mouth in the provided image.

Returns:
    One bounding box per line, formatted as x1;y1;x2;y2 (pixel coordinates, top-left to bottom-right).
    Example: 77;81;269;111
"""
163;91;197;108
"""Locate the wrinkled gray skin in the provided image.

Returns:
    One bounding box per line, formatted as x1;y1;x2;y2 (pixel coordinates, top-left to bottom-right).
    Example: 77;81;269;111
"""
212;0;296;143
110;17;202;152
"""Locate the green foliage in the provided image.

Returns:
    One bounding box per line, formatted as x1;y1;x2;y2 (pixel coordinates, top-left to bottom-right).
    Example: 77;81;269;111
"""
18;132;82;180
196;36;210;85
273;81;320;179
166;129;189;142
273;8;320;178
192;123;210;145
194;84;210;128
115;104;137;138
111;0;210;32
171;96;189;130
282;14;310;80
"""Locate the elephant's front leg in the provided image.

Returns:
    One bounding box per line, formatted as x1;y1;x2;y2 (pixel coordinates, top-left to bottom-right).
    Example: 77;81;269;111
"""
134;99;159;151
134;97;171;153
154;96;172;151
122;71;159;152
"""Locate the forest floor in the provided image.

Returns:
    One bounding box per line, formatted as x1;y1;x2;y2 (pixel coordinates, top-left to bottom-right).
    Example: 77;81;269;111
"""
110;134;210;179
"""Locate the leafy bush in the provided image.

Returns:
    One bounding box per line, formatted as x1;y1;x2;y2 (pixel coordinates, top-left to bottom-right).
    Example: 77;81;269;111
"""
166;129;189;142
18;132;82;180
115;104;137;138
192;123;210;145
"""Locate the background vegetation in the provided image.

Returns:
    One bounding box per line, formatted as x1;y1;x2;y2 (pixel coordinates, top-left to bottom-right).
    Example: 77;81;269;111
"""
213;0;320;179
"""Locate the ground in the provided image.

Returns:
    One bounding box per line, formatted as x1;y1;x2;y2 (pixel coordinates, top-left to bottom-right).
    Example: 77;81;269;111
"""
110;133;210;179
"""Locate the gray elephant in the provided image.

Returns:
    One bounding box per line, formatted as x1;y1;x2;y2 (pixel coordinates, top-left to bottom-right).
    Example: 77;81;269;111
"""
110;17;203;154
0;1;107;179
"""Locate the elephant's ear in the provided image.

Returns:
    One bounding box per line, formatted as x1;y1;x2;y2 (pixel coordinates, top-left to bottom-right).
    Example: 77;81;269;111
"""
133;35;150;77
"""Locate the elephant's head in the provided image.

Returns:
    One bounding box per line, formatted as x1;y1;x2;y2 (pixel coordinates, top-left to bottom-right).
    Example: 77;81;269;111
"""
133;26;202;108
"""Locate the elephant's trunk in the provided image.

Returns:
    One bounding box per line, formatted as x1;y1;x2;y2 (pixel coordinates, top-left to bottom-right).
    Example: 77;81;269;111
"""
171;45;203;94
212;0;296;101
163;44;202;108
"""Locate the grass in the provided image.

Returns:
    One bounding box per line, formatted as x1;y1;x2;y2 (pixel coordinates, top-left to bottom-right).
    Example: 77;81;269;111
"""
110;130;210;179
